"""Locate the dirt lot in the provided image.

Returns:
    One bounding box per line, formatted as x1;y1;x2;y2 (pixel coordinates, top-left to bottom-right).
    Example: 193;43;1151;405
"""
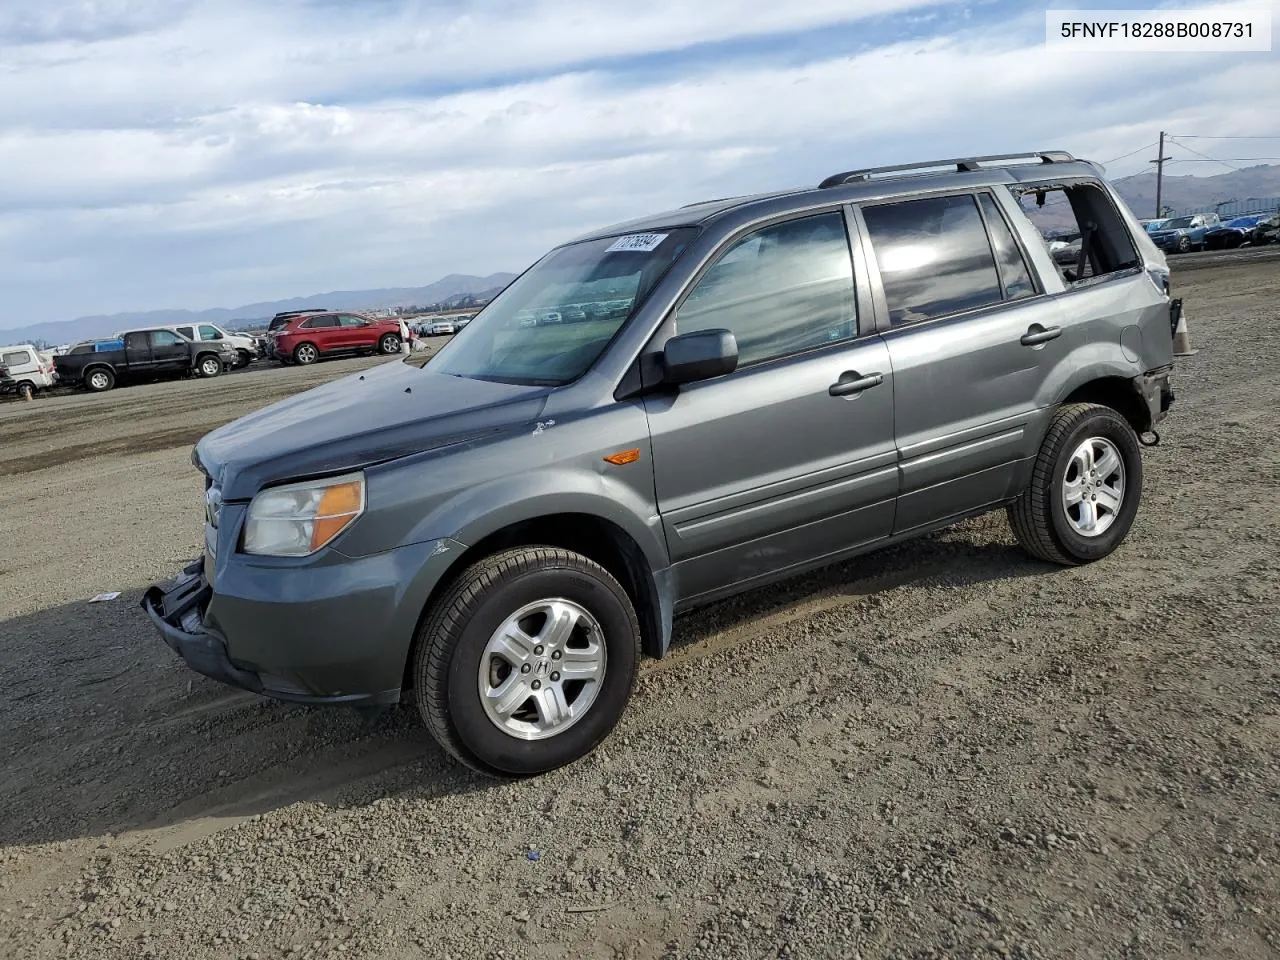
1;264;1278;960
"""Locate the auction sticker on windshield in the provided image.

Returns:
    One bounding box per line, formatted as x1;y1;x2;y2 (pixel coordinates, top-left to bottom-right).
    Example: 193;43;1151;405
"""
606;233;668;253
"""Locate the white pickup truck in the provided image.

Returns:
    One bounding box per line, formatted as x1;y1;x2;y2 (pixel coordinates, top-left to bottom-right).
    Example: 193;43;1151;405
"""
138;323;260;368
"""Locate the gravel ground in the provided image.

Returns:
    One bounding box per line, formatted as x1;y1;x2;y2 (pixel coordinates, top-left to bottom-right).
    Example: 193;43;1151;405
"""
1;265;1278;960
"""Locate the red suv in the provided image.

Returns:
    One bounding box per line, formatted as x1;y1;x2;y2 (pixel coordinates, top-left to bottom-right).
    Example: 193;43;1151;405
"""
269;312;404;365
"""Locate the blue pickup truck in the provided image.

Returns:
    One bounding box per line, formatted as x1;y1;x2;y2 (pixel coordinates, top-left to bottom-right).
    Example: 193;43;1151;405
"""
1147;213;1221;254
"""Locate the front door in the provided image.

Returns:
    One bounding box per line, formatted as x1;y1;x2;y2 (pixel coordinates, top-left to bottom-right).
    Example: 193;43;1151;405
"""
644;210;898;606
149;330;191;373
338;314;373;350
858;190;1068;534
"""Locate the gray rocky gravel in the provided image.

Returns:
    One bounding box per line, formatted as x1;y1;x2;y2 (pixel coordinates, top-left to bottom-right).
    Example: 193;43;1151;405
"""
1;262;1278;959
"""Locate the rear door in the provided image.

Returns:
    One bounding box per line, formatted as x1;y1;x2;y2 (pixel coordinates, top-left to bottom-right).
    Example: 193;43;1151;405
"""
299;315;340;353
123;332;153;373
644;209;898;605
857;190;1067;534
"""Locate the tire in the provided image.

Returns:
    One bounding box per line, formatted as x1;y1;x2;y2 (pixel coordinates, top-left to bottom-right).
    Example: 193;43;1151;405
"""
1007;403;1143;566
236;350;254;368
1176;236;1192;253
379;334;401;355
85;368;115;392
196;354;223;378
413;546;641;778
17;382;33;401
293;343;319;365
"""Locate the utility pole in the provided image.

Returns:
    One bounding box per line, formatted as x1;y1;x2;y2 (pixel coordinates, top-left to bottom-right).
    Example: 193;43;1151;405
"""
1151;131;1173;218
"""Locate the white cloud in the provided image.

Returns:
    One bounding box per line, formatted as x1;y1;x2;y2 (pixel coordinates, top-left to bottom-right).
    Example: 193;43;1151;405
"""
1;0;1278;325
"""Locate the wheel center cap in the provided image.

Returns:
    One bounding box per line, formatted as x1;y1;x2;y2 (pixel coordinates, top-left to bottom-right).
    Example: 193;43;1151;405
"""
534;660;550;678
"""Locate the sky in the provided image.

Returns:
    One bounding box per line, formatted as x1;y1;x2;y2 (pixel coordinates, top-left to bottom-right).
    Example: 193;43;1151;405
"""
1;0;1277;328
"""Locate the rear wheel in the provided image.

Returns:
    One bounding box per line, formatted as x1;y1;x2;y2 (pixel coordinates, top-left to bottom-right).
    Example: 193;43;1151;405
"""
379;334;401;354
414;546;641;777
293;343;319;365
1007;403;1143;566
235;349;254;368
196;355;223;378
85;368;115;392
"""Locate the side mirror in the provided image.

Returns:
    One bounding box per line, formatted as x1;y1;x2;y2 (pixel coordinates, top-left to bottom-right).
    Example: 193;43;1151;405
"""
662;329;738;386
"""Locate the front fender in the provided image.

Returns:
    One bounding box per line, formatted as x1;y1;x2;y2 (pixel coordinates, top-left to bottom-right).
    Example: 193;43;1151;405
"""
415;469;670;574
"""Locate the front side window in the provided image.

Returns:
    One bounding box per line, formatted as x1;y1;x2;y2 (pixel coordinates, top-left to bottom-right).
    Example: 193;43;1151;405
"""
430;228;697;385
675;211;857;365
862;194;1003;326
198;324;221;340
339;315;368;328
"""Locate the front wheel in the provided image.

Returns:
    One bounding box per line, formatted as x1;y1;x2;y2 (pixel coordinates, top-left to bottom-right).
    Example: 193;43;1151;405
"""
1176;236;1192;253
1007;403;1143;566
235;350;254;368
413;547;641;777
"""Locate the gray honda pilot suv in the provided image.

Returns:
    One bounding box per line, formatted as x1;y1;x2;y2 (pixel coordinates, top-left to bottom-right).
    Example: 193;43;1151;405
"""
144;150;1178;777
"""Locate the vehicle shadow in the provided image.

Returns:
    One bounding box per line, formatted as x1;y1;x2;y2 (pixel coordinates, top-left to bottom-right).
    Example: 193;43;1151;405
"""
0;515;1049;850
0;590;496;850
666;514;1054;654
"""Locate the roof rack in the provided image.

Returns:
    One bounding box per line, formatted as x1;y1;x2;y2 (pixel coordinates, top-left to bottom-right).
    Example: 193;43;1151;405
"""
818;151;1076;189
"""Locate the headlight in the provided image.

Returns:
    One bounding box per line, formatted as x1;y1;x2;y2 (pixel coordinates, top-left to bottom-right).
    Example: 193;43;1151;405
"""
243;472;366;557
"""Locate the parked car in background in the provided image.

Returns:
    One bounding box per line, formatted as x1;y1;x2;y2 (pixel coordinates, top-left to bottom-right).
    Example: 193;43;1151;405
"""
144;149;1178;778
426;320;457;336
1140;218;1171;233
269;311;404;365
267;309;331;333
453;317;473;331
1201;214;1271;250
0;344;57;400
1147;213;1221;253
1256;213;1280;245
54;329;235;392
162;322;260;368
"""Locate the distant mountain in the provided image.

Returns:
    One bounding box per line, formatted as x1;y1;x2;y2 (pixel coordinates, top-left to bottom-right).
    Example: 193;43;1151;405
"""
1;272;517;347
1023;163;1280;231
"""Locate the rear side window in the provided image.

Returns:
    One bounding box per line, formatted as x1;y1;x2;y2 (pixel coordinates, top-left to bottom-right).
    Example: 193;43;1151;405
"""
978;194;1036;300
175;326;195;339
300;316;339;329
1014;181;1140;285
2;351;31;367
862;194;1003;327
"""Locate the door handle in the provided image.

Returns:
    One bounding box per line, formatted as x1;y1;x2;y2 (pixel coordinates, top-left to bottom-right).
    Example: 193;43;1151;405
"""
1020;325;1062;346
829;371;884;397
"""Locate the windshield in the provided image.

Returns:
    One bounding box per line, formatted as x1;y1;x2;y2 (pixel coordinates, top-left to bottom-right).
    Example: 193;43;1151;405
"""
429;228;697;385
1163;217;1195;229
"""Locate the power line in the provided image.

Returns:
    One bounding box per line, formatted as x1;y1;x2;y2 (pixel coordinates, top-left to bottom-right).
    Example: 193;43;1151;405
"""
1100;142;1158;166
1167;137;1242;172
1168;135;1280;140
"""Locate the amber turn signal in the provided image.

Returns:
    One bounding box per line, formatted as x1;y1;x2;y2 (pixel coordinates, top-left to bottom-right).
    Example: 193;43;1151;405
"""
603;448;641;465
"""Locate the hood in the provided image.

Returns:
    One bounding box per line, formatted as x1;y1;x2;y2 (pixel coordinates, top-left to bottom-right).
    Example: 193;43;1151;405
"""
197;358;552;500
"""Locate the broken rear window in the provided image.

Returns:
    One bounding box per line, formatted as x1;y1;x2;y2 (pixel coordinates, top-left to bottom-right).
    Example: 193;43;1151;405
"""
1014;182;1140;286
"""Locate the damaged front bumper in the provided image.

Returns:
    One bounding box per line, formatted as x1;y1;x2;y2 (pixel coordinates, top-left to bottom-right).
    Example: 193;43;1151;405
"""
141;559;266;695
140;558;404;707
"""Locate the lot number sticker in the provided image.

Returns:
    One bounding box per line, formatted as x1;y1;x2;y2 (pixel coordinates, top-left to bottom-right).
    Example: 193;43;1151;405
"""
606;233;668;253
